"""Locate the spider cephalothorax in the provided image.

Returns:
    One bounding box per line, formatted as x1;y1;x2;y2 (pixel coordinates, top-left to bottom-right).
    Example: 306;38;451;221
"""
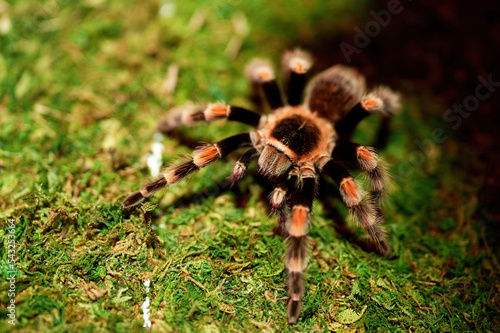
123;49;400;324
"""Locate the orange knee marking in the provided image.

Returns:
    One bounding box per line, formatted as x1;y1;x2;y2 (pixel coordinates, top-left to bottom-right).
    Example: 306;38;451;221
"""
206;104;228;120
258;69;273;82
292;60;306;74
357;146;378;171
341;178;360;202
361;98;379;111
357;146;374;161
289;207;308;237
193;146;219;168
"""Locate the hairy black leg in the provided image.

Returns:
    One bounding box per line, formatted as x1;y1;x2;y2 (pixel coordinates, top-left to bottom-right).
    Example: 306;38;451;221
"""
373;116;390;150
269;168;300;209
285;172;316;325
245;59;284;110
262;80;284;110
123;133;253;208
230;148;259;185
318;177;384;254
335;86;401;142
268;167;300;238
282;49;312;106
157;103;261;133
332;142;389;206
321;161;390;256
334;101;371;141
249;80;265;113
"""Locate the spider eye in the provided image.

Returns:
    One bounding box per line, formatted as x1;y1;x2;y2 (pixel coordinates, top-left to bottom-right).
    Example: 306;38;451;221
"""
258;145;292;180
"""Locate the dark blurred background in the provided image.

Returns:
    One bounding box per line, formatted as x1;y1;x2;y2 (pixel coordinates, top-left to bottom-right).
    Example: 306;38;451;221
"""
302;0;500;224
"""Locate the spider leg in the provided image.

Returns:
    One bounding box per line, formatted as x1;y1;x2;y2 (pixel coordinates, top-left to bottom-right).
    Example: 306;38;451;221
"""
122;133;253;208
321;161;390;256
269;182;289;237
281;49;312;106
318;175;383;253
245;59;284;110
334;98;377;140
332;142;388;206
270;184;287;211
285;170;316;325
157;103;261;133
230;147;259;185
373;115;391;150
335;86;401;143
248;77;265;113
268;167;300;238
269;166;299;209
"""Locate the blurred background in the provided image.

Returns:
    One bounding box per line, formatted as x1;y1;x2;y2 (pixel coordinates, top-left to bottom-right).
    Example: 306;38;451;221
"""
1;0;499;331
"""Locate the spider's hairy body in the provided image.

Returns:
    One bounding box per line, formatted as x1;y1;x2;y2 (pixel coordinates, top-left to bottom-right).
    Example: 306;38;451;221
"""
122;48;401;325
252;105;335;175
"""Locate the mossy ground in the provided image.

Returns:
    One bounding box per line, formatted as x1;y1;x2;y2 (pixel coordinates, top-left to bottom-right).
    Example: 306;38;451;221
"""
1;0;499;332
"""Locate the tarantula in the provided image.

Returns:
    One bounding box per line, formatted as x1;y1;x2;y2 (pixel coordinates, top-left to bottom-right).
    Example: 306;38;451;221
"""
123;49;400;324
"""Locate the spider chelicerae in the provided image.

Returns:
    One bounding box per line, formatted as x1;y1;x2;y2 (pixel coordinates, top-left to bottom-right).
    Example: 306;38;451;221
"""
123;49;400;324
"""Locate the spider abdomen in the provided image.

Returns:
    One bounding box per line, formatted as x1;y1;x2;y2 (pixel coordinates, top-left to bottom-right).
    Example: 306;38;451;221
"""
305;65;366;122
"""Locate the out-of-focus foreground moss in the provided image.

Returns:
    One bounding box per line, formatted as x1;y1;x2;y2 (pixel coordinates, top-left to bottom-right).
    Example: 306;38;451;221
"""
0;0;498;332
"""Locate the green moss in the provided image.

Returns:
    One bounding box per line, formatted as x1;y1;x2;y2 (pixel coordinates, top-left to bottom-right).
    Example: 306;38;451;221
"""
0;0;498;332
